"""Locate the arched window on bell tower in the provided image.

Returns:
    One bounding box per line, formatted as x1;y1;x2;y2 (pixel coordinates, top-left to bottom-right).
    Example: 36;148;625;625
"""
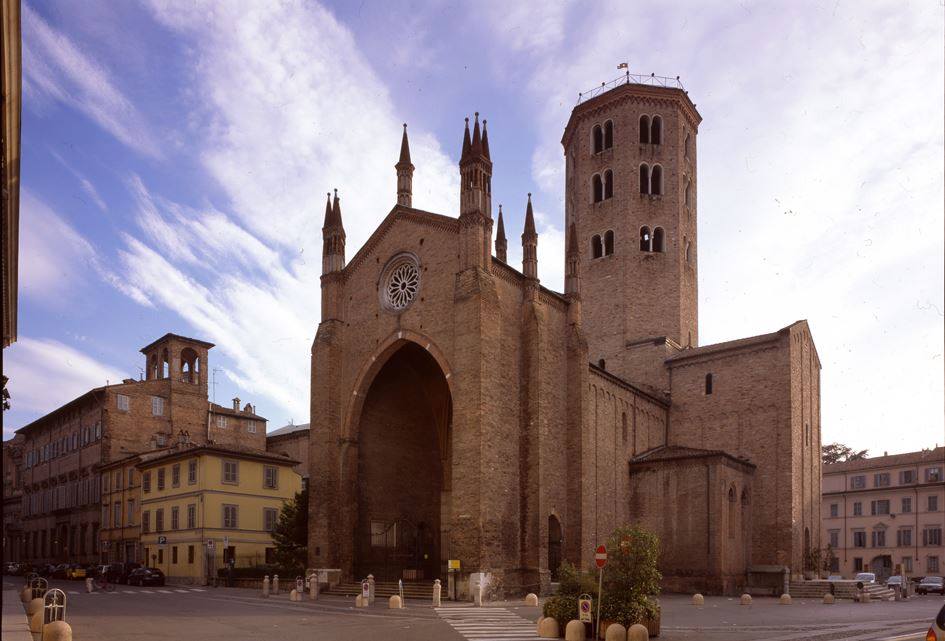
592;125;603;154
603;169;613;200
651;165;663;195
639;226;651;252
604;230;614;256
603;120;613;149
651;115;662;145
639;115;650;143
591;234;603;259
592;174;603;203
652;227;664;252
638;164;649;195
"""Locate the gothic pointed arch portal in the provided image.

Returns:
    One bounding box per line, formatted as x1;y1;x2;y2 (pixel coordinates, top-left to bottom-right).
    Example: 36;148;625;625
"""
354;340;452;582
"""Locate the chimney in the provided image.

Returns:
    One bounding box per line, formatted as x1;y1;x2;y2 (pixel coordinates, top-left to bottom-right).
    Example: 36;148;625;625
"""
243;402;253;414
232;397;240;411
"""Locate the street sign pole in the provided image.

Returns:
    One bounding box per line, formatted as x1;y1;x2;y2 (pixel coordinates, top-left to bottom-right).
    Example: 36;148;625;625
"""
594;545;607;639
596;567;603;638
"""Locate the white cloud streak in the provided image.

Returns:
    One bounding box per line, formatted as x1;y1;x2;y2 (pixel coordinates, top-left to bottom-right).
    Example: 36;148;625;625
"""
22;3;161;158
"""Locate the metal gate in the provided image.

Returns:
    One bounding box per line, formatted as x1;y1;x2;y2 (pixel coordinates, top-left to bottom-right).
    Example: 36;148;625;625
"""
358;518;436;582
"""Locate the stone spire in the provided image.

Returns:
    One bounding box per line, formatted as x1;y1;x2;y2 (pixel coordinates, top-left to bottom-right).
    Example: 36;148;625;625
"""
481;119;491;160
495;204;507;262
395;123;414;207
322;189;346;274
459;113;493;218
460;117;472;163
521;193;538;280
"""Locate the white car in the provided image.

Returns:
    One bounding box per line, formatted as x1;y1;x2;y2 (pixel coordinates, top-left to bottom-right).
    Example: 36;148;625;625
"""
854;572;876;584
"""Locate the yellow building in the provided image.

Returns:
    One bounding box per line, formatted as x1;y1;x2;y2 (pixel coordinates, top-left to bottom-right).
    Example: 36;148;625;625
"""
137;444;300;584
99;452;150;564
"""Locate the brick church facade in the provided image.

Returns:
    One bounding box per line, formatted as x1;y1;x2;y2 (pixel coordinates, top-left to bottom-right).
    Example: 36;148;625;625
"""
308;77;821;598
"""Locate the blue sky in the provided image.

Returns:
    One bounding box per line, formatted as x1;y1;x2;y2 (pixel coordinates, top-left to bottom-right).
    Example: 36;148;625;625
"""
6;0;943;455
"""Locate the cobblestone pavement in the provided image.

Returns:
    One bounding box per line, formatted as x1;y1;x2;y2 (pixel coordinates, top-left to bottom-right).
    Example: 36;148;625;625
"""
4;577;942;641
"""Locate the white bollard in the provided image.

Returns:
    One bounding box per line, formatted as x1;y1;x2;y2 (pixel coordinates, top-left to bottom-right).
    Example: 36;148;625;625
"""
309;574;319;601
368;574;376;605
262;576;270;598
740;593;752;605
389;595;403;609
272;575;279;595
692;593;705;606
525;592;539;606
85;578;93;593
432;579;442;607
779;593;792;605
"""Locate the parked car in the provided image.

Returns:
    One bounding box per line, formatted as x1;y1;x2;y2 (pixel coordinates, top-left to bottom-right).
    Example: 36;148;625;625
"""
928;602;945;641
51;563;71;579
885;575;903;586
82;564;100;578
104;562;142;584
127;567;165;587
65;564;87;580
826;574;844;581
854;572;876;585
35;564;57;578
917;576;945;595
3;562;19;575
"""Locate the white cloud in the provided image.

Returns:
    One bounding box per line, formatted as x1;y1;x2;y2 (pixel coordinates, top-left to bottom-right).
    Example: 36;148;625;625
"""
20;190;97;303
50;150;108;212
4;338;126;437
22;3;161;158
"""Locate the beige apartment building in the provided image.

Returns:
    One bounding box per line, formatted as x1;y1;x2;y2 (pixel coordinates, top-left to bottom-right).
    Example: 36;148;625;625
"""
822;447;945;580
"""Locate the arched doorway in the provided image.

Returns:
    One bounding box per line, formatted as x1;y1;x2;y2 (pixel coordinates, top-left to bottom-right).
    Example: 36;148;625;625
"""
548;515;563;581
356;342;451;582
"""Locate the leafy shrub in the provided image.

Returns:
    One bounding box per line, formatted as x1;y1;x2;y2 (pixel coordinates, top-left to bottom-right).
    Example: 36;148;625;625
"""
542;594;578;629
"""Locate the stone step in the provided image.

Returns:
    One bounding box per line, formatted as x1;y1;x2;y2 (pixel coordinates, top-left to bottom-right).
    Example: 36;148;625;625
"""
787;580;895;601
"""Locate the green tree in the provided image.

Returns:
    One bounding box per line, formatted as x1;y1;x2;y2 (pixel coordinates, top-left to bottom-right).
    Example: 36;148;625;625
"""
271;488;308;571
544;525;661;629
822;442;868;465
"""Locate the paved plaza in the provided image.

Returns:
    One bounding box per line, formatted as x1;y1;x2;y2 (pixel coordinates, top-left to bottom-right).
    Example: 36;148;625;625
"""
3;577;941;641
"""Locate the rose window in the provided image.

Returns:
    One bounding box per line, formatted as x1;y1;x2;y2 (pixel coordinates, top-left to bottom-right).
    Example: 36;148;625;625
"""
384;259;420;310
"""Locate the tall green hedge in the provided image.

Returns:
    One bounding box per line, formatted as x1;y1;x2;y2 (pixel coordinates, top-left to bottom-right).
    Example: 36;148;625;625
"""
542;525;661;629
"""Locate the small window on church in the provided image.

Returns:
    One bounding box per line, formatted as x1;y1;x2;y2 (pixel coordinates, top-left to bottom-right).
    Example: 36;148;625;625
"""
603;170;613;200
684;132;691;158
592;174;603;203
705;373;713;395
621;412;627;442
603;120;613;150
604;230;614;256
639;115;650;144
592;125;603;154
591;235;603;259
598;359;606;370
639;164;649;195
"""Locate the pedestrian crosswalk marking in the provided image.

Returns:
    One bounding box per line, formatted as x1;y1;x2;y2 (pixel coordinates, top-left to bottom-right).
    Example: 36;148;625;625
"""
190;588;206;592
436;607;541;640
174;589;189;593
140;590;154;594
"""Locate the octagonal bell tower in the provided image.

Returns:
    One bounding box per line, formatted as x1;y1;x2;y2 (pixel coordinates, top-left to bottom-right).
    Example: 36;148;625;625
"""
561;74;701;386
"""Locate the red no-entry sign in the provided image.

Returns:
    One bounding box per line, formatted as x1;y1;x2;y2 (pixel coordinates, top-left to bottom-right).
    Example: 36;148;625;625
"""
595;545;607;568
